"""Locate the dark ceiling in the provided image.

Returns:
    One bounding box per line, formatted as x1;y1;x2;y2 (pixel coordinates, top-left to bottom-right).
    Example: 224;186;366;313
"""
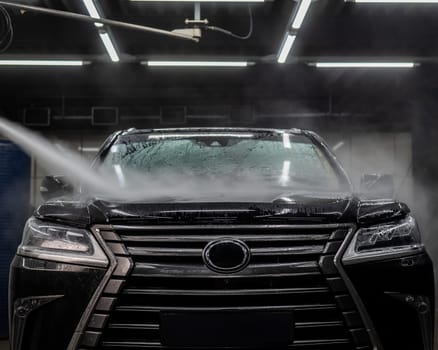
4;0;295;59
5;0;438;60
1;0;438;127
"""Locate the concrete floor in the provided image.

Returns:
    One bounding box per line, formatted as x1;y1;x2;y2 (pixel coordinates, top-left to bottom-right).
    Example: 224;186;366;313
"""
0;340;9;350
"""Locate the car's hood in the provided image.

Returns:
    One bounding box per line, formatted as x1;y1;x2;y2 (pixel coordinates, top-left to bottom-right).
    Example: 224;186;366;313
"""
34;193;359;226
33;193;411;228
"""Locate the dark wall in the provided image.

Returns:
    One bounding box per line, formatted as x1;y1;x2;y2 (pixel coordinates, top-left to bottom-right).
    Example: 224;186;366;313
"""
0;141;30;337
0;63;436;227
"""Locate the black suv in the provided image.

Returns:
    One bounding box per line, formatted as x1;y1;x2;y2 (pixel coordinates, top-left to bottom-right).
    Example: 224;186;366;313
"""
8;128;434;350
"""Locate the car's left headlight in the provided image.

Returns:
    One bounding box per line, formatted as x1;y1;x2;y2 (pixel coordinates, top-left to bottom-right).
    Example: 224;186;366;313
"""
17;218;108;267
343;216;424;264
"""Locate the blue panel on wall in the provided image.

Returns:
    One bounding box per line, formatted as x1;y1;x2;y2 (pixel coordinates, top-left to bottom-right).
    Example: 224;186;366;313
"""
0;140;30;338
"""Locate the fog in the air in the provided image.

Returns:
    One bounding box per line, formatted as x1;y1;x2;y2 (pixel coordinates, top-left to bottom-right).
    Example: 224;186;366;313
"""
0;116;349;204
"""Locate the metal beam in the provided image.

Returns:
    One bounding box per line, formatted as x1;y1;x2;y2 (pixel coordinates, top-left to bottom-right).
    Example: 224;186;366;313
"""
0;1;199;42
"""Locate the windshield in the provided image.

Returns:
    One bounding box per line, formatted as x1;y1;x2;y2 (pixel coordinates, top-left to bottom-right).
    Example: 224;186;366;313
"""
100;131;349;201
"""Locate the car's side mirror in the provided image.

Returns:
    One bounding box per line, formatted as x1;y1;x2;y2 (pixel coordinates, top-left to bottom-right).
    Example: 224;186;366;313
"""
360;174;394;199
40;175;74;201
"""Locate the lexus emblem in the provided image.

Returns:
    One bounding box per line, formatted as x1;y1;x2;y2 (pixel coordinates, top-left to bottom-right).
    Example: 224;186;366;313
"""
203;239;250;274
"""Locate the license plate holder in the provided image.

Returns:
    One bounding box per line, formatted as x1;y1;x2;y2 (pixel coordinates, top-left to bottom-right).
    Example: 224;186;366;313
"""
160;311;294;347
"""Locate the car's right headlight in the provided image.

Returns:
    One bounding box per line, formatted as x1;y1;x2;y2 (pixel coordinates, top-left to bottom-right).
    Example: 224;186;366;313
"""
343;216;424;264
17;218;108;267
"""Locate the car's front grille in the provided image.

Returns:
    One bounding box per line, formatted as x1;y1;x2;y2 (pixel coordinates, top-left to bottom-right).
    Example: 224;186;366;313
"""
79;225;372;350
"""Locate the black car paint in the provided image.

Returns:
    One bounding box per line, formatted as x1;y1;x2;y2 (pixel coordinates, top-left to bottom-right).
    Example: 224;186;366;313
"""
34;195;410;227
9;257;105;350
20;196;425;350
8;128;434;350
346;253;434;350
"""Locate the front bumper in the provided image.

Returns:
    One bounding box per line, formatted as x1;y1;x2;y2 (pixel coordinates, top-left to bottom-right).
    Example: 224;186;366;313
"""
9;257;105;350
346;253;434;350
8;224;435;350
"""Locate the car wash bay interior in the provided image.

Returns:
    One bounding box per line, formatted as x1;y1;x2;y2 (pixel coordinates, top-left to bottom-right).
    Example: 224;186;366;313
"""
1;0;438;349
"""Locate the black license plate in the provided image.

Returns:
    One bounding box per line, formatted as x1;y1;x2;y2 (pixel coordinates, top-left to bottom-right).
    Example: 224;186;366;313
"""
160;311;294;348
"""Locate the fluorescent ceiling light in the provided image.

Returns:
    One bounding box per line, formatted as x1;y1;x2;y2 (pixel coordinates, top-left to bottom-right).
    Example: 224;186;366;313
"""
146;61;248;67
82;0;119;62
99;32;120;62
292;0;312;29
350;0;438;3
0;60;84;66
131;0;264;2
276;1;311;65
314;62;416;68
82;0;103;27
277;34;296;64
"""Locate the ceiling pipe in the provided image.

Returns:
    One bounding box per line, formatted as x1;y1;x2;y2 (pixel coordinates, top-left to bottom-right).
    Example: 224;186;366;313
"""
0;0;199;42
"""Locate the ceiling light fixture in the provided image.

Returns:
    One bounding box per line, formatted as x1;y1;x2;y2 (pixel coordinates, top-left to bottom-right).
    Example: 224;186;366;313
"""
276;0;312;64
99;32;120;62
131;0;264;2
291;0;312;29
81;0;120;62
82;0;103;27
145;61;248;67
277;35;296;64
0;60;85;66
313;62;416;68
348;0;438;3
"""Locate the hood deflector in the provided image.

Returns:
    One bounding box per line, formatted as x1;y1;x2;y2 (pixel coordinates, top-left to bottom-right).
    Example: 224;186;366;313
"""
35;196;410;227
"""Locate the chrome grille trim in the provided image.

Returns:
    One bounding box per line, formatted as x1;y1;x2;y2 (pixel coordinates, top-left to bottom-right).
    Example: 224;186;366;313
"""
119;233;330;242
67;225;118;350
126;245;325;257
111;224;348;230
121;286;330;296
132;261;319;277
